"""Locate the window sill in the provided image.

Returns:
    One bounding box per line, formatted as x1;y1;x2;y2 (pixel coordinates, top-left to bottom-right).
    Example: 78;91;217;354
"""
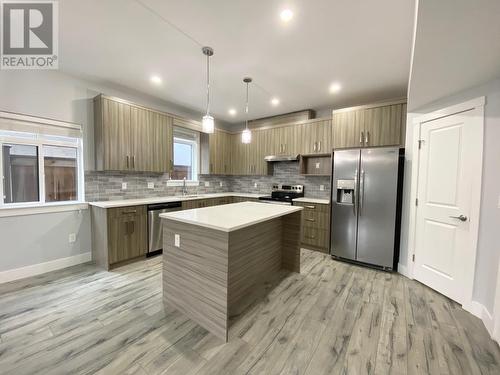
166;180;200;187
0;202;88;218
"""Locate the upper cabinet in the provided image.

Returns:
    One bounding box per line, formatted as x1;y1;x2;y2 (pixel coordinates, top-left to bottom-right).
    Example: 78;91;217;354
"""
332;102;406;149
300;119;332;154
94;95;173;173
208;129;232;174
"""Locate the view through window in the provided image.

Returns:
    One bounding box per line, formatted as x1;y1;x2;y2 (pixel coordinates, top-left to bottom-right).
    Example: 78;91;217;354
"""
171;127;199;181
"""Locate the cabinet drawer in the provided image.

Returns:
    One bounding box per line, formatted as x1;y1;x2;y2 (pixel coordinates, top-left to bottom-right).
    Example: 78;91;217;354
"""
294;202;330;214
108;205;146;218
301;227;329;251
302;212;330;230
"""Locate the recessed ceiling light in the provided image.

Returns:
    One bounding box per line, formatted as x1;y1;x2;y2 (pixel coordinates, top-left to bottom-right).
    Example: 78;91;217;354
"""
329;82;342;94
280;9;293;22
228;108;237;116
150;75;162;85
271;98;280;106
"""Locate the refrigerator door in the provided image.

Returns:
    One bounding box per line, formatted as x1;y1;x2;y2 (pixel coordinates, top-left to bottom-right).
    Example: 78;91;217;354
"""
356;147;399;268
331;149;360;261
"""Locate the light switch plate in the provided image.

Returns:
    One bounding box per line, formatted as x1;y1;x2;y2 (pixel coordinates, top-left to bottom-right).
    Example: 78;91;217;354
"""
204;181;210;187
69;233;76;243
320;185;325;191
254;182;258;188
121;182;127;190
220;182;223;187
315;162;320;169
147;182;154;189
174;234;180;248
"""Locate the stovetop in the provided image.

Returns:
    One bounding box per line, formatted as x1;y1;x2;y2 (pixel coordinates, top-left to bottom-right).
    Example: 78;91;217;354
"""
258;184;304;203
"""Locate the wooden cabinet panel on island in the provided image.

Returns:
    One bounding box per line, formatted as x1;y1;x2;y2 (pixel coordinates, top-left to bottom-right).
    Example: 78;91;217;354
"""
94;95;173;173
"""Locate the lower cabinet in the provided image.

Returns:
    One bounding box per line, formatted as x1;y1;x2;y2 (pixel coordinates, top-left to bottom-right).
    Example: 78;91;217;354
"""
293;201;331;253
91;205;147;270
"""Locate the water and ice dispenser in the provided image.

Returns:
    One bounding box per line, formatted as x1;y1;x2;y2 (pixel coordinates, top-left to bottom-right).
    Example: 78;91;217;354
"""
336;179;355;204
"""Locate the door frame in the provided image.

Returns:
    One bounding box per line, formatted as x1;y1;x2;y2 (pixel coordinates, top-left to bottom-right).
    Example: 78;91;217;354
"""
406;96;485;312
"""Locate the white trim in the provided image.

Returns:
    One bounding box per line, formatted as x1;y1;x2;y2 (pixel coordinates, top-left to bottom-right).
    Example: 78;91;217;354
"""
0;110;81;131
397;263;410;278
407;97;485;311
413;97;485;124
469;301;495;337
0;251;91;284
0;202;88;218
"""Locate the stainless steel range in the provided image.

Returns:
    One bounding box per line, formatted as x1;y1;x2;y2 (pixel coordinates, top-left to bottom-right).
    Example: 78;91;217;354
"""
258;184;304;205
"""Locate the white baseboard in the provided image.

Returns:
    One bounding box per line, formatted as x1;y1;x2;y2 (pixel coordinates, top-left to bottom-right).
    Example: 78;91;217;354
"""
0;252;92;284
397;263;410;278
468;301;496;341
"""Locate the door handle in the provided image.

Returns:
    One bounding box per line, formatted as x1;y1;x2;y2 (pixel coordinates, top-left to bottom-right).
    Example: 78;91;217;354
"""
353;169;358;215
359;170;365;212
450;215;468;222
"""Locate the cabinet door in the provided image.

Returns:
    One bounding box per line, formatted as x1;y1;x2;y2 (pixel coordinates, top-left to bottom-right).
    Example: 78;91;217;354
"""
222;131;232;175
316;120;332;154
364;104;403;147
100;98;131;171
108;207;147;264
130;107;153;172
332;110;364;149
299;124;315;154
149;112;172;173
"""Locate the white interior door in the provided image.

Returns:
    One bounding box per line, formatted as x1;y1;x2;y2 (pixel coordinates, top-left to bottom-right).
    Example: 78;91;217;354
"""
413;108;482;304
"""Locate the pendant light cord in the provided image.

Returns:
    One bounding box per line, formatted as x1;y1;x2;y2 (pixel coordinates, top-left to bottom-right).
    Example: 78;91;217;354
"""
245;82;249;130
206;53;210;115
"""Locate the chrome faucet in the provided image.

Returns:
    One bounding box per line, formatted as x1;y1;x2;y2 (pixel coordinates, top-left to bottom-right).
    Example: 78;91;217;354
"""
182;177;188;196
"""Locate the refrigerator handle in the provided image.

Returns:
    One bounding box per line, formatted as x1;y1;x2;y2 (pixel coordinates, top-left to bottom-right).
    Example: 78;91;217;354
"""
360;170;365;213
353;169;358;216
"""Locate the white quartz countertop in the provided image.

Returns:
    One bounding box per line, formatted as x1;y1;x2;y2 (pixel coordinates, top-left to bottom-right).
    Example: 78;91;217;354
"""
160;201;303;232
292;197;330;205
88;192;266;209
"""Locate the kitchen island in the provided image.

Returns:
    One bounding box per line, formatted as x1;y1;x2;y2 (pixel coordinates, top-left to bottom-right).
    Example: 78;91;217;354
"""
160;201;303;341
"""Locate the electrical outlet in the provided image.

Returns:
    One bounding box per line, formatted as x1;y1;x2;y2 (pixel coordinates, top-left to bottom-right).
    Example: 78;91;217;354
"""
121;182;127;190
320;185;325;191
219;181;223;187
254;182;258;188
315;162;321;169
147;182;154;189
174;234;180;248
69;233;76;243
204;181;210;187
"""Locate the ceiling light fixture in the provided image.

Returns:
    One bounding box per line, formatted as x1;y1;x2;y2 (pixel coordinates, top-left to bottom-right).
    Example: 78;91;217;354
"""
202;46;215;134
271;97;280;106
329;82;342;94
280;9;293;22
150;75;162;85
241;77;252;144
228;108;237;116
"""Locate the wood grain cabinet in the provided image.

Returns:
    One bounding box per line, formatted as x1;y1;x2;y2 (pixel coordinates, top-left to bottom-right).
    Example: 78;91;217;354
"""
94;95;173;173
293;201;330;253
332;102;406;149
208;129;232;175
91;205;147;270
300;119;332;154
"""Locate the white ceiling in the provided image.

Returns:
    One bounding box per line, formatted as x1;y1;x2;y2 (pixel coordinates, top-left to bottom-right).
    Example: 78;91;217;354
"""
408;0;500;111
60;0;415;124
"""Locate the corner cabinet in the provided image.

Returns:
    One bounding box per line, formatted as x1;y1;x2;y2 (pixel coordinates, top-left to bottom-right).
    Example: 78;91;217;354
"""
94;95;173;173
332;102;406;149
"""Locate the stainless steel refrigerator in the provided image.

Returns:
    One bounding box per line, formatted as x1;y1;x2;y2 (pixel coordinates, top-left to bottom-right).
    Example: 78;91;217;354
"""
330;147;403;270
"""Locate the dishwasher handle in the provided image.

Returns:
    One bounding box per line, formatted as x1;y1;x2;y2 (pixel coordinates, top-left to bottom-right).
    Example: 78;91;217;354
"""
147;201;182;211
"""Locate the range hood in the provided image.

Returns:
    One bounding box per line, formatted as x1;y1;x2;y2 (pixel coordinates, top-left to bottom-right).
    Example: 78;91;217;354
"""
264;154;299;162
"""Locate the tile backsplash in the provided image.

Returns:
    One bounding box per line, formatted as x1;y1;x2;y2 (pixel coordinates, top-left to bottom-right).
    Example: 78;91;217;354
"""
85;161;330;201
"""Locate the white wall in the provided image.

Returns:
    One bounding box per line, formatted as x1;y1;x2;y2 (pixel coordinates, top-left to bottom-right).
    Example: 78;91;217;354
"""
0;70;227;280
400;78;500;314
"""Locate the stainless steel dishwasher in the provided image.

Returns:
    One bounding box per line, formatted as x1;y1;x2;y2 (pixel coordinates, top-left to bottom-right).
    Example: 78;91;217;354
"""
147;201;182;256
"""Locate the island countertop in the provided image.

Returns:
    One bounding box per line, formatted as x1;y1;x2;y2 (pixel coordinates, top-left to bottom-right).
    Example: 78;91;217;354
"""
160;201;303;232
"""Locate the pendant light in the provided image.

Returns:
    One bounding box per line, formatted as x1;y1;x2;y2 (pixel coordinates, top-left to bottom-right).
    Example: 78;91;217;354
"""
241;77;252;144
202;46;215;133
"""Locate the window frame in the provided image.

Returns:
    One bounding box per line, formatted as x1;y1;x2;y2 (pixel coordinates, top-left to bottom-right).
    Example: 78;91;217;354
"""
170;127;200;183
0;132;85;209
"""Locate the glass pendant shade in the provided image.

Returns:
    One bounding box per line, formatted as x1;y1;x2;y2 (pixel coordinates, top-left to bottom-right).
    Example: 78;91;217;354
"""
202;114;214;134
241;128;252;144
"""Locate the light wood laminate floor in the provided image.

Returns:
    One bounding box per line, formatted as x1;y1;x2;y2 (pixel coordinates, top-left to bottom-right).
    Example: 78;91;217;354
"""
0;249;499;375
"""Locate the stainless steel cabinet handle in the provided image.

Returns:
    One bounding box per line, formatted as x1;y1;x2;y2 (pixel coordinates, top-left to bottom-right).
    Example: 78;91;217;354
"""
305;218;315;222
318;141;322;152
126;155;130;169
131;156;135;169
450;215;467;222
313;142;317;152
305;235;316;239
360;132;364;144
122;210;137;214
365;131;369;145
305;205;316;209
